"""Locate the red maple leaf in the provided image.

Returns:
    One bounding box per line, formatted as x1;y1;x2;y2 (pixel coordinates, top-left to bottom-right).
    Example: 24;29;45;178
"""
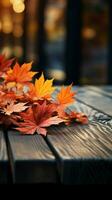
0;113;21;127
0;55;14;77
15;101;64;135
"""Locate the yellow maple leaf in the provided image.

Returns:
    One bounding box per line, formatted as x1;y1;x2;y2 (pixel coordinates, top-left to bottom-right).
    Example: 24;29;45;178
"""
29;73;55;100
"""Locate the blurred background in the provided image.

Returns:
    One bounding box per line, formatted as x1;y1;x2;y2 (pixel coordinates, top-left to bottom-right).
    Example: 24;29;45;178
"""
0;0;111;85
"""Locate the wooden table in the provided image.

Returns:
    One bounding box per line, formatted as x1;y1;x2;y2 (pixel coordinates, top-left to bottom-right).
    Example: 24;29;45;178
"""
0;86;112;184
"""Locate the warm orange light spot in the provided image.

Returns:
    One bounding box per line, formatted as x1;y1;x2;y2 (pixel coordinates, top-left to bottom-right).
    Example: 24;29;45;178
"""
82;28;96;39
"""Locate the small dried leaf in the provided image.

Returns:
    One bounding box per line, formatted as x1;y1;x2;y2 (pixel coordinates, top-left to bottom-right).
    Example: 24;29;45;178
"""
2;102;28;115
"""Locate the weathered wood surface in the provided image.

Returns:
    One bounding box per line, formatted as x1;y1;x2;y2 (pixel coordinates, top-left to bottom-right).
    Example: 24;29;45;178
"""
75;87;112;117
0;131;8;183
51;87;112;184
69;101;112;127
46;122;112;184
5;86;112;184
86;86;112;98
7;131;59;183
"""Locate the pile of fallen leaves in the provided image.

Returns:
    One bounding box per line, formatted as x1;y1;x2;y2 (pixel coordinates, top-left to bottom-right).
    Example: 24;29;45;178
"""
0;55;88;136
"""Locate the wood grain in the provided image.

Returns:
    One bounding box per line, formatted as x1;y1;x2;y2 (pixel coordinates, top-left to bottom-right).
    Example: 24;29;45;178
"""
7;131;59;183
86;86;112;98
0;131;8;183
46;122;112;184
69;101;112;127
5;86;112;184
74;87;112;117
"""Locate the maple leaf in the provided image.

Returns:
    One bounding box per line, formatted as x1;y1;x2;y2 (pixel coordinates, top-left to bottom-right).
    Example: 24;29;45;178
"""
0;92;17;107
15;101;64;135
0;113;21;127
74;112;88;124
59;110;88;125
5;62;37;85
1;102;28;115
0;55;14;77
28;73;56;100
56;85;76;106
0;55;88;134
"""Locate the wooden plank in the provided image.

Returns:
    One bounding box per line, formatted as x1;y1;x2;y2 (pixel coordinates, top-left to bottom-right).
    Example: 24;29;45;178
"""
0;131;8;183
7;131;59;183
85;86;112;98
75;87;112;117
46;122;112;184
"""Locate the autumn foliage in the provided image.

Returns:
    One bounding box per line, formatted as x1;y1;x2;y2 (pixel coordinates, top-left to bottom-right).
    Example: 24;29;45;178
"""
0;55;88;136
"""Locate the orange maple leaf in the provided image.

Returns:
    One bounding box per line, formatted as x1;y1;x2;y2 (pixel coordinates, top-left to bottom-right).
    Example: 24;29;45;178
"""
16;101;64;135
56;85;75;106
5;62;37;85
0;92;17;107
28;73;55;100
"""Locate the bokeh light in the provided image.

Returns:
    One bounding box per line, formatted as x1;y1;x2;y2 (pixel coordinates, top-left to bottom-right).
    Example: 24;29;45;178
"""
10;0;25;13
